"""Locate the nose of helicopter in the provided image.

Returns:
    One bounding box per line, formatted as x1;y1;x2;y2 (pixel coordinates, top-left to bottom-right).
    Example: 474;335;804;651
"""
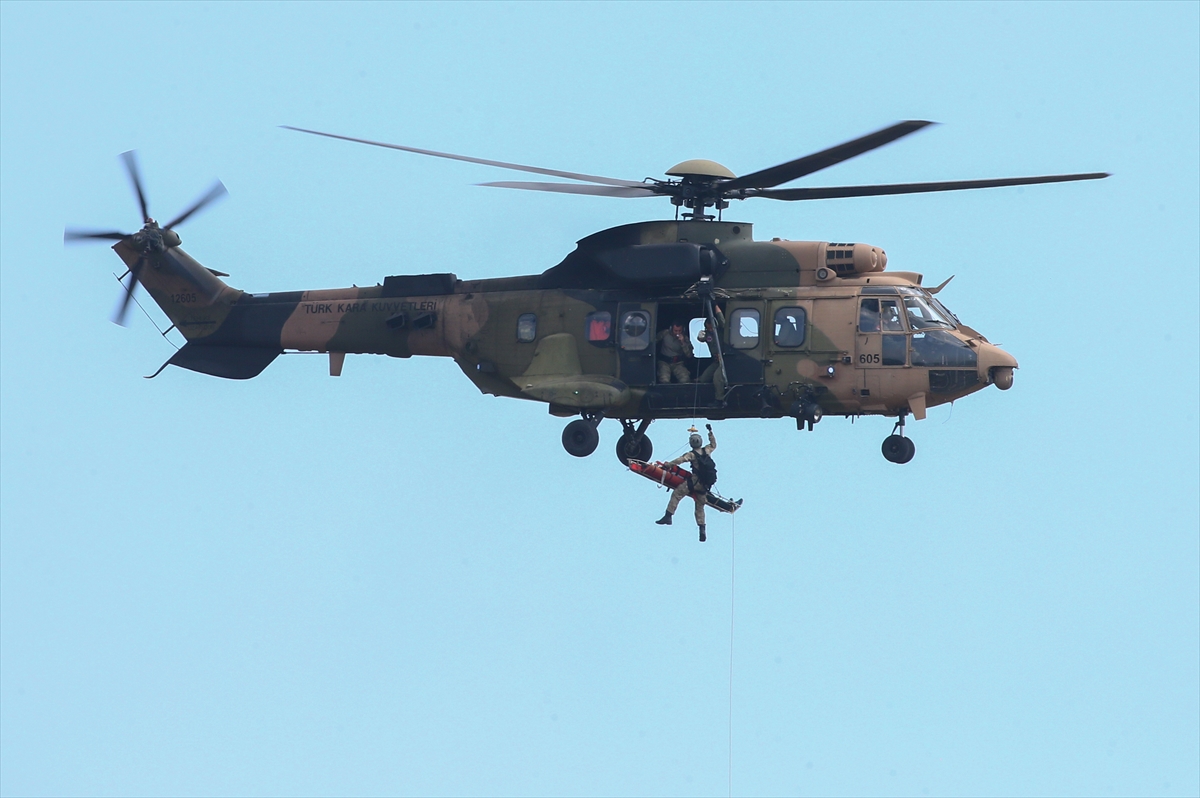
976;342;1019;390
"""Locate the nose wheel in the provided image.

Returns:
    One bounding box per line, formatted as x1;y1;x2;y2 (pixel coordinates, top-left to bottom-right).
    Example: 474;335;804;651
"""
881;413;916;464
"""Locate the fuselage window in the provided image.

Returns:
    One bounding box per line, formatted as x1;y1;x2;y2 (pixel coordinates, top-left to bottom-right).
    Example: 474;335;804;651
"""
859;298;881;332
619;310;651;351
773;307;806;347
730;308;760;349
516;313;537;343
585;311;612;343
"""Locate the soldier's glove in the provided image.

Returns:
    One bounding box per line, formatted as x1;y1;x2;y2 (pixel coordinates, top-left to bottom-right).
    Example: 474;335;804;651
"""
705;423;712;431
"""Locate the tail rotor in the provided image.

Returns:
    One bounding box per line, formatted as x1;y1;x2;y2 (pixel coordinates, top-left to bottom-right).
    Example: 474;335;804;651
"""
65;150;227;326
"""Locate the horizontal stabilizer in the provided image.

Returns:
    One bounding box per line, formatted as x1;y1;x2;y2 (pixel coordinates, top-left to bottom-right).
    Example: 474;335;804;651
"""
161;343;282;380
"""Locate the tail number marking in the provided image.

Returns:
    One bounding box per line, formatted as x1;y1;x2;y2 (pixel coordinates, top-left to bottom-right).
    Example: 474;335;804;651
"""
171;292;198;304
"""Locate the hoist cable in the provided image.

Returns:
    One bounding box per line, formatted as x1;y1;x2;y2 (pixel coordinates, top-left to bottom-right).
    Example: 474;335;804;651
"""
728;510;736;798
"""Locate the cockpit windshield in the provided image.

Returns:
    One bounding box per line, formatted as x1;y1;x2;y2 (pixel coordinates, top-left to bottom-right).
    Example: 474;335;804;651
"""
929;295;961;326
899;289;955;330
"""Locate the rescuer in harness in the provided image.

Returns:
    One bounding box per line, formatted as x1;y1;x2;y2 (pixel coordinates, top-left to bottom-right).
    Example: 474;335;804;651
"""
655;424;718;542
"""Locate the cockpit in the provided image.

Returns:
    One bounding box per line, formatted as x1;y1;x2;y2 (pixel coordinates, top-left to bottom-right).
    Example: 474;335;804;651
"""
859;287;959;333
858;286;975;370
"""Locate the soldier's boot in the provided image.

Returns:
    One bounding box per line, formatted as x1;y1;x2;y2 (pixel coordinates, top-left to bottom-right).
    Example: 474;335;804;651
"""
698;524;706;542
656;512;673;525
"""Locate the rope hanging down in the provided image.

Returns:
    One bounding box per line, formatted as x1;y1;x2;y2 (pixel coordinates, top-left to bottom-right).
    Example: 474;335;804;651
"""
728;510;736;798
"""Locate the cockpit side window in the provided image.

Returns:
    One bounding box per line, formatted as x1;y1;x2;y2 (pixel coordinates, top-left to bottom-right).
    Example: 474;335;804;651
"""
882;335;906;365
881;299;904;331
859;298;881;333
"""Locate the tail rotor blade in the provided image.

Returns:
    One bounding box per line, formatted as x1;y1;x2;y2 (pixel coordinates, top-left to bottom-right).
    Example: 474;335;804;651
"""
121;150;151;222
165;180;228;230
112;256;145;327
65;229;129;243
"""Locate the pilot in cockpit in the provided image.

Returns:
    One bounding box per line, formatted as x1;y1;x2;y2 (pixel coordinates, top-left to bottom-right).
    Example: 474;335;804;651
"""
881;300;904;332
859;299;881;332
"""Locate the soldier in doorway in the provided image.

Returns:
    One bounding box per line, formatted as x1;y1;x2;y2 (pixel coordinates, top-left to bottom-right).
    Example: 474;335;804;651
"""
655;424;718;542
656;320;694;383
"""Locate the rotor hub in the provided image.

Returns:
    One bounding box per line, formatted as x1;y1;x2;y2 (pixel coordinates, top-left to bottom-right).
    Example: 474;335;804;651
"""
665;159;736;180
131;221;180;253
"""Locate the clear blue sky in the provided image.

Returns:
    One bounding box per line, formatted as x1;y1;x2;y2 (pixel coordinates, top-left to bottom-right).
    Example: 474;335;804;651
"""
2;2;1197;797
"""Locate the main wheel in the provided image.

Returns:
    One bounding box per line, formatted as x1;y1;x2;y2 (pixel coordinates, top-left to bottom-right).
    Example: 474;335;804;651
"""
882;434;910;464
615;433;653;466
563;419;600;457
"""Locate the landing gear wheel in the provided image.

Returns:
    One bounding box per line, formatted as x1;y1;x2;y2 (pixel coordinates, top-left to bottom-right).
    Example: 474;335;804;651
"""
563;419;600;457
881;434;916;464
615;433;653;466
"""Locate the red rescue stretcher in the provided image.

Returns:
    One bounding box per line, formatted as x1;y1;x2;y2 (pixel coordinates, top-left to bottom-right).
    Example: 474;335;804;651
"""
628;460;744;514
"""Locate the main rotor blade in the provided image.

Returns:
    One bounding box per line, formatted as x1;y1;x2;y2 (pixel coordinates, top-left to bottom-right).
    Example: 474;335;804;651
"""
112;256;145;327
64;229;128;243
721;121;936;191
164;180;228;230
752;172;1110;201
479;181;659;197
121;150;150;222
282;126;644;187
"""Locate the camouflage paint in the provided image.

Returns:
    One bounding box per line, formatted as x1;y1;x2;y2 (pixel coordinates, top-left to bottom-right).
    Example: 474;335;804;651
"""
116;219;1017;424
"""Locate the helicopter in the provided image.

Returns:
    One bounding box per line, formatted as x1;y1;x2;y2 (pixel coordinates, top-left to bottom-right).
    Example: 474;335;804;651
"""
65;121;1107;464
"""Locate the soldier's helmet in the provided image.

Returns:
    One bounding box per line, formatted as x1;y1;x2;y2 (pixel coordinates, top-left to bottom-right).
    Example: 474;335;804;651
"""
689;432;703;449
